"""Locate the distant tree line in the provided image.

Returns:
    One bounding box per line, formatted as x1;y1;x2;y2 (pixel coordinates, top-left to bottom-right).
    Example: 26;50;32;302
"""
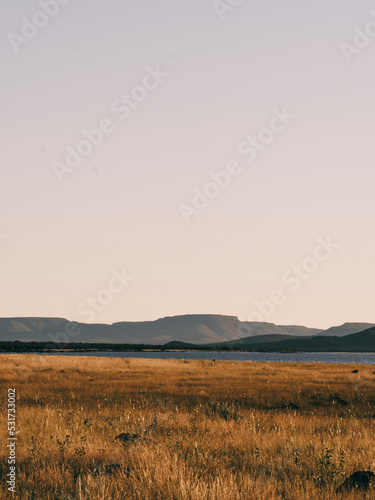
1;340;374;353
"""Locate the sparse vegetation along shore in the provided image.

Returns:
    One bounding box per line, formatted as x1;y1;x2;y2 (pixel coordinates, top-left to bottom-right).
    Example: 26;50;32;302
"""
1;355;375;499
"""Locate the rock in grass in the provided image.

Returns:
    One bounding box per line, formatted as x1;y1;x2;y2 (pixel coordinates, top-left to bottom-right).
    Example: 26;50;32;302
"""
333;397;349;407
352;369;359;373
91;463;130;477
287;402;300;410
336;471;375;493
115;432;143;445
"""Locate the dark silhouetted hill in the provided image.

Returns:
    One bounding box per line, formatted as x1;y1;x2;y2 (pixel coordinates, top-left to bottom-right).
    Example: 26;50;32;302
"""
220;326;375;352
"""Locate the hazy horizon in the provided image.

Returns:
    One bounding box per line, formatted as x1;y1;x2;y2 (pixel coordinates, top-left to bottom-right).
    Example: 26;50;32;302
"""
1;1;375;331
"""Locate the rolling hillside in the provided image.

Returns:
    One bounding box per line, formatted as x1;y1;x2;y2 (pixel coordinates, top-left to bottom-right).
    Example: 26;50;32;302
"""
222;326;375;352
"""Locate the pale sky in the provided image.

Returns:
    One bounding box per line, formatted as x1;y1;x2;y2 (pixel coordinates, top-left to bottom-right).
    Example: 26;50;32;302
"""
1;0;374;329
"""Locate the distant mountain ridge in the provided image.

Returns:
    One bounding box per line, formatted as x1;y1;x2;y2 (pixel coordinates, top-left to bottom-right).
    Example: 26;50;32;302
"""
316;322;375;337
0;316;373;346
0;315;321;344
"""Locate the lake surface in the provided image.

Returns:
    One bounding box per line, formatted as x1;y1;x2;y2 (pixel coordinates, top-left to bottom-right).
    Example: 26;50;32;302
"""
30;351;375;365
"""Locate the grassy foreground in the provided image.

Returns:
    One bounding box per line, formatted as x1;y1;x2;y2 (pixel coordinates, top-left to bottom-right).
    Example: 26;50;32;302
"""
1;355;375;499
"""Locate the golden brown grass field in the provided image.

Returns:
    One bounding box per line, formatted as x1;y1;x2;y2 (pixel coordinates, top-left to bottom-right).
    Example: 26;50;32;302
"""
1;354;375;499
